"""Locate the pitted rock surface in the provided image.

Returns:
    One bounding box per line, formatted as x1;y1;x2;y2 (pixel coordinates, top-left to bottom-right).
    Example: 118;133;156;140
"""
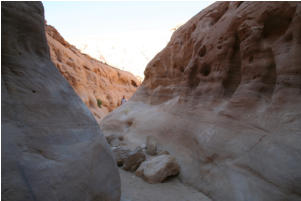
101;2;301;201
46;24;140;123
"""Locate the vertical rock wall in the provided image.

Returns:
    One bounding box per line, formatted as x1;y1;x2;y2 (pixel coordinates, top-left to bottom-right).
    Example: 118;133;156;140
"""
2;2;120;201
101;2;301;201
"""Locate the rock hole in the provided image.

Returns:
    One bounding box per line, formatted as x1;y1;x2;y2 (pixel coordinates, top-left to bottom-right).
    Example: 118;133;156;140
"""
188;64;201;88
199;46;206;57
32;90;36;93
200;63;211;76
262;15;292;39
131;80;138;87
249;56;254;63
217;45;222;49
127;120;133;127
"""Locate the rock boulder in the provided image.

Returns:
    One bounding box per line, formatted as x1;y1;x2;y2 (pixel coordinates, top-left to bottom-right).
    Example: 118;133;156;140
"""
136;154;180;184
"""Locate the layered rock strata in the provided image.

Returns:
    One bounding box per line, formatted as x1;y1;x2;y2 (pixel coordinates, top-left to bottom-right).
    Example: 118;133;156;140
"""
2;2;120;201
101;2;301;201
46;24;140;123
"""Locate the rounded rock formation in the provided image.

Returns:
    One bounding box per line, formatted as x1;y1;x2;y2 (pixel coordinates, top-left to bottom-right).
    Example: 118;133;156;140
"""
2;2;120;201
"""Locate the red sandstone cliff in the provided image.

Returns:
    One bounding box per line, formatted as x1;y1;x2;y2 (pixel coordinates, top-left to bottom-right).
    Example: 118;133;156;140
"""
46;25;140;123
101;2;301;201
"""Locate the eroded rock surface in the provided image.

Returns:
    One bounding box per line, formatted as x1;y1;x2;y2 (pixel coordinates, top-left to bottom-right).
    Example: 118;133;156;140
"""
46;24;141;123
2;2;120;201
101;2;301;201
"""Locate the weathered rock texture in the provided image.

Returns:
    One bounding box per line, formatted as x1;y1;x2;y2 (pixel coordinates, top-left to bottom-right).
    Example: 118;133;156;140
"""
46;24;140;123
101;2;301;201
2;2;120;201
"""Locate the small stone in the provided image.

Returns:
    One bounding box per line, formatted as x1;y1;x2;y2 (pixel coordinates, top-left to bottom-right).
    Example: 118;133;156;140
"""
136;154;180;184
141;143;146;149
123;147;146;172
111;138;121;147
146;136;158;155
106;134;121;147
158;150;170;155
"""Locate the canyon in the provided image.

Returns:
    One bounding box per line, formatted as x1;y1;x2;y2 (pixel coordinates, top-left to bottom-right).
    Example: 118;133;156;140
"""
2;1;301;201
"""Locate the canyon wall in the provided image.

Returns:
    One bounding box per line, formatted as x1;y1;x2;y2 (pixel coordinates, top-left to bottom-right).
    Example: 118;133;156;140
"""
101;2;301;201
46;25;140;123
2;2;120;201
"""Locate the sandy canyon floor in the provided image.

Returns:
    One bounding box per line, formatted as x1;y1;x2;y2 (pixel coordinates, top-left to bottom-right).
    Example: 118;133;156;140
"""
120;169;211;201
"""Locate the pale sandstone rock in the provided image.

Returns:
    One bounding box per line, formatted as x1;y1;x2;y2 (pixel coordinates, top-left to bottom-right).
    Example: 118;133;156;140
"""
2;2;120;201
45;24;141;124
101;2;301;201
146;136;158;155
136;155;180;184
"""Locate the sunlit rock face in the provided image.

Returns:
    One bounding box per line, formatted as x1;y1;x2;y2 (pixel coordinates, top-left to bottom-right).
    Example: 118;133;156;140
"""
46;24;140;123
2;2;120;201
101;2;301;201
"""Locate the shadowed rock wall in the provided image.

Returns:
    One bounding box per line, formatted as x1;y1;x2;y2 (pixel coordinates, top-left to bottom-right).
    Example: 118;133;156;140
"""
2;2;120;201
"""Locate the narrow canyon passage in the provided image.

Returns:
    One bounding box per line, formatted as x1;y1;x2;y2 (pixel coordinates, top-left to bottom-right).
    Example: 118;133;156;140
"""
2;2;301;201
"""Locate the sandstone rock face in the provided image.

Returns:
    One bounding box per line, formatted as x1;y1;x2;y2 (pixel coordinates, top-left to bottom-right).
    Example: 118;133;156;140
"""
136;154;180;184
101;2;301;201
46;24;140;124
2;2;120;201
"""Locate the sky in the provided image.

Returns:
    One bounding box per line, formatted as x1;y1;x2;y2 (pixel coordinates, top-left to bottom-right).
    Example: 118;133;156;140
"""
43;1;214;77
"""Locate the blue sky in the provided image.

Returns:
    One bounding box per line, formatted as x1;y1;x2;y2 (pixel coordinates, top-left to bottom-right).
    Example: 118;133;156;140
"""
43;1;214;38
